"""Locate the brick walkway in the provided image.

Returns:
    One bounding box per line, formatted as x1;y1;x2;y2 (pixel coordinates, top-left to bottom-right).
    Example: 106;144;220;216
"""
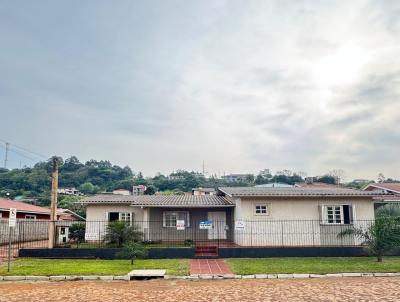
1;278;400;301
190;259;232;275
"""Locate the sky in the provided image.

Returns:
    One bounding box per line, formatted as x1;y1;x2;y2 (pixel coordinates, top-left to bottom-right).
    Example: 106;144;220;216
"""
0;0;399;180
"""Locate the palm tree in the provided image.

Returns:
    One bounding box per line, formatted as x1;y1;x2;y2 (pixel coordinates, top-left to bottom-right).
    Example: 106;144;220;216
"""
105;221;143;248
338;217;400;262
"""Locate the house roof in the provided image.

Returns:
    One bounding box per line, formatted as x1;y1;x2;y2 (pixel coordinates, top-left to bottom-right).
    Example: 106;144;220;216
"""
363;183;400;194
80;194;234;207
192;187;216;192
0;198;51;215
218;187;379;197
294;182;341;189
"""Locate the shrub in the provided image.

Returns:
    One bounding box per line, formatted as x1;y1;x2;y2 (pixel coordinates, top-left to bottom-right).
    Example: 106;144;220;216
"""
338;217;400;262
68;223;86;247
105;221;143;248
184;239;193;247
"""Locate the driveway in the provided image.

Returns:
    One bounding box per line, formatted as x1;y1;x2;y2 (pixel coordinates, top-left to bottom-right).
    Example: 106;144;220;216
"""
0;277;399;302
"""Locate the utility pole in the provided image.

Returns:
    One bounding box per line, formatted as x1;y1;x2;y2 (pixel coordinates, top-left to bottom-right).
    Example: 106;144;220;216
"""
3;142;9;168
202;160;205;176
48;157;59;249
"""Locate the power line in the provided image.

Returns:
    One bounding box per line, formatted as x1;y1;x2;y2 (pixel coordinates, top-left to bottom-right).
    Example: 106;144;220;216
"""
0;138;48;160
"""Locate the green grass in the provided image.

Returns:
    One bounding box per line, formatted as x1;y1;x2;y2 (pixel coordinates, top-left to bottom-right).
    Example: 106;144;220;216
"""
226;257;400;275
0;258;190;276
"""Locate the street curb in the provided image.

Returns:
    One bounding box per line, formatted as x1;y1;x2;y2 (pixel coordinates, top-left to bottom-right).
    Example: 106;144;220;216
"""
1;272;400;281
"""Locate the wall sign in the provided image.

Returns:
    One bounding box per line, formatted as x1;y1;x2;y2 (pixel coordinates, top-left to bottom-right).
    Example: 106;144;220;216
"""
199;220;213;230
235;220;245;230
176;220;185;230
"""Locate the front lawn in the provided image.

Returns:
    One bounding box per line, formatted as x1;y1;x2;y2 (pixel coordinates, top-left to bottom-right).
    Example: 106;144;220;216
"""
0;258;190;276
226;257;400;275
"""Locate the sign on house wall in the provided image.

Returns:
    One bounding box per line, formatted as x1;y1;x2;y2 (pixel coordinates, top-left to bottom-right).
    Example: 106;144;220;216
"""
176;220;185;230
84;233;99;241
235;220;245;230
199;220;213;230
8;208;17;227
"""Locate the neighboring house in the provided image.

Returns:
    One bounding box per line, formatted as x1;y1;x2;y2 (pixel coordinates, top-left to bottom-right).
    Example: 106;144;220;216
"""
362;182;400;207
192;187;216;195
57;209;86;221
363;182;400;194
132;185;147;196
57;187;82;196
222;174;253;183
0;198;52;220
81;187;378;247
112;189;131;196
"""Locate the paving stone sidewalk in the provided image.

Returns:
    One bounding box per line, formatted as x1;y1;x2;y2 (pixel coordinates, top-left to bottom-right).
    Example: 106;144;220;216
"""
190;259;232;275
1;277;400;302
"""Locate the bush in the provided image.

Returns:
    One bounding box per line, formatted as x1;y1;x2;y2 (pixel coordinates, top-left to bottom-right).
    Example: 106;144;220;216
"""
68;223;86;247
184;239;193;247
105;221;143;248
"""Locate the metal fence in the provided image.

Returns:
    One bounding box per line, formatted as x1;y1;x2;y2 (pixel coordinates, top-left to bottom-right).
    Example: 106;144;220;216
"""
0;218;381;257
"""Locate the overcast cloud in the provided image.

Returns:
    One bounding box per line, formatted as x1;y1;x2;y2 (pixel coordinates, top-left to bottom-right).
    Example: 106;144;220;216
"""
0;0;399;180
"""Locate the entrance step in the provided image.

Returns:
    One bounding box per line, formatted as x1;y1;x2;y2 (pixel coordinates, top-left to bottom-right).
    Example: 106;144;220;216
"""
195;245;218;258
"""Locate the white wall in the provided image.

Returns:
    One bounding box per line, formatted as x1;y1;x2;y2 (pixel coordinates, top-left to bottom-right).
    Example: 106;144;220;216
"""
233;197;375;246
85;204;144;240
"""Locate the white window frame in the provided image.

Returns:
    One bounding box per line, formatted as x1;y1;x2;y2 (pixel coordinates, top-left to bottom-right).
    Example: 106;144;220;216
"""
119;212;132;224
254;204;269;216
25;214;36;220
321;205;354;225
163;211;190;227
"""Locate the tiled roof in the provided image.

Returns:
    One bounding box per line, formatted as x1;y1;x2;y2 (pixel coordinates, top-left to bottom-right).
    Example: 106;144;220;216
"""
0;198;50;214
81;194;234;207
218;187;379;197
364;183;400;193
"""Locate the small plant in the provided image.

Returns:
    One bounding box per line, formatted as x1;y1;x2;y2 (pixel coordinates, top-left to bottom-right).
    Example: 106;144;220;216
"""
338;217;400;262
184;239;193;247
105;221;143;248
118;241;148;265
68;223;86;247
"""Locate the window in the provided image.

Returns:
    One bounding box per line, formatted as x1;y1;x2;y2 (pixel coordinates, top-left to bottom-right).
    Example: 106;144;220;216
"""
25;214;36;220
108;212;132;224
163;211;190;227
255;204;269;215
119;212;131;223
322;205;353;224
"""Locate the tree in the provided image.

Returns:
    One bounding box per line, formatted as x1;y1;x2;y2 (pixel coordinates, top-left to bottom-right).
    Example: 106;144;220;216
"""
338;217;400;262
118;241;148;265
376;204;400;218
105;221;143;247
144;185;156;195
79;182;95;195
68;223;86;247
317;175;337;185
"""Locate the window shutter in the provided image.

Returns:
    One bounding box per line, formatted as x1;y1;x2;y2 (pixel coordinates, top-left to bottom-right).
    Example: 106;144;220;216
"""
131;212;135;223
186;211;190;227
105;212;109;221
318;205;326;224
350;205;356;223
162;212;166;227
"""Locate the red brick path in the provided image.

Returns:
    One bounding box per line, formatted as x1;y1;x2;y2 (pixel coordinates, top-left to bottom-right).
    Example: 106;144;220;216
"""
190;259;232;275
